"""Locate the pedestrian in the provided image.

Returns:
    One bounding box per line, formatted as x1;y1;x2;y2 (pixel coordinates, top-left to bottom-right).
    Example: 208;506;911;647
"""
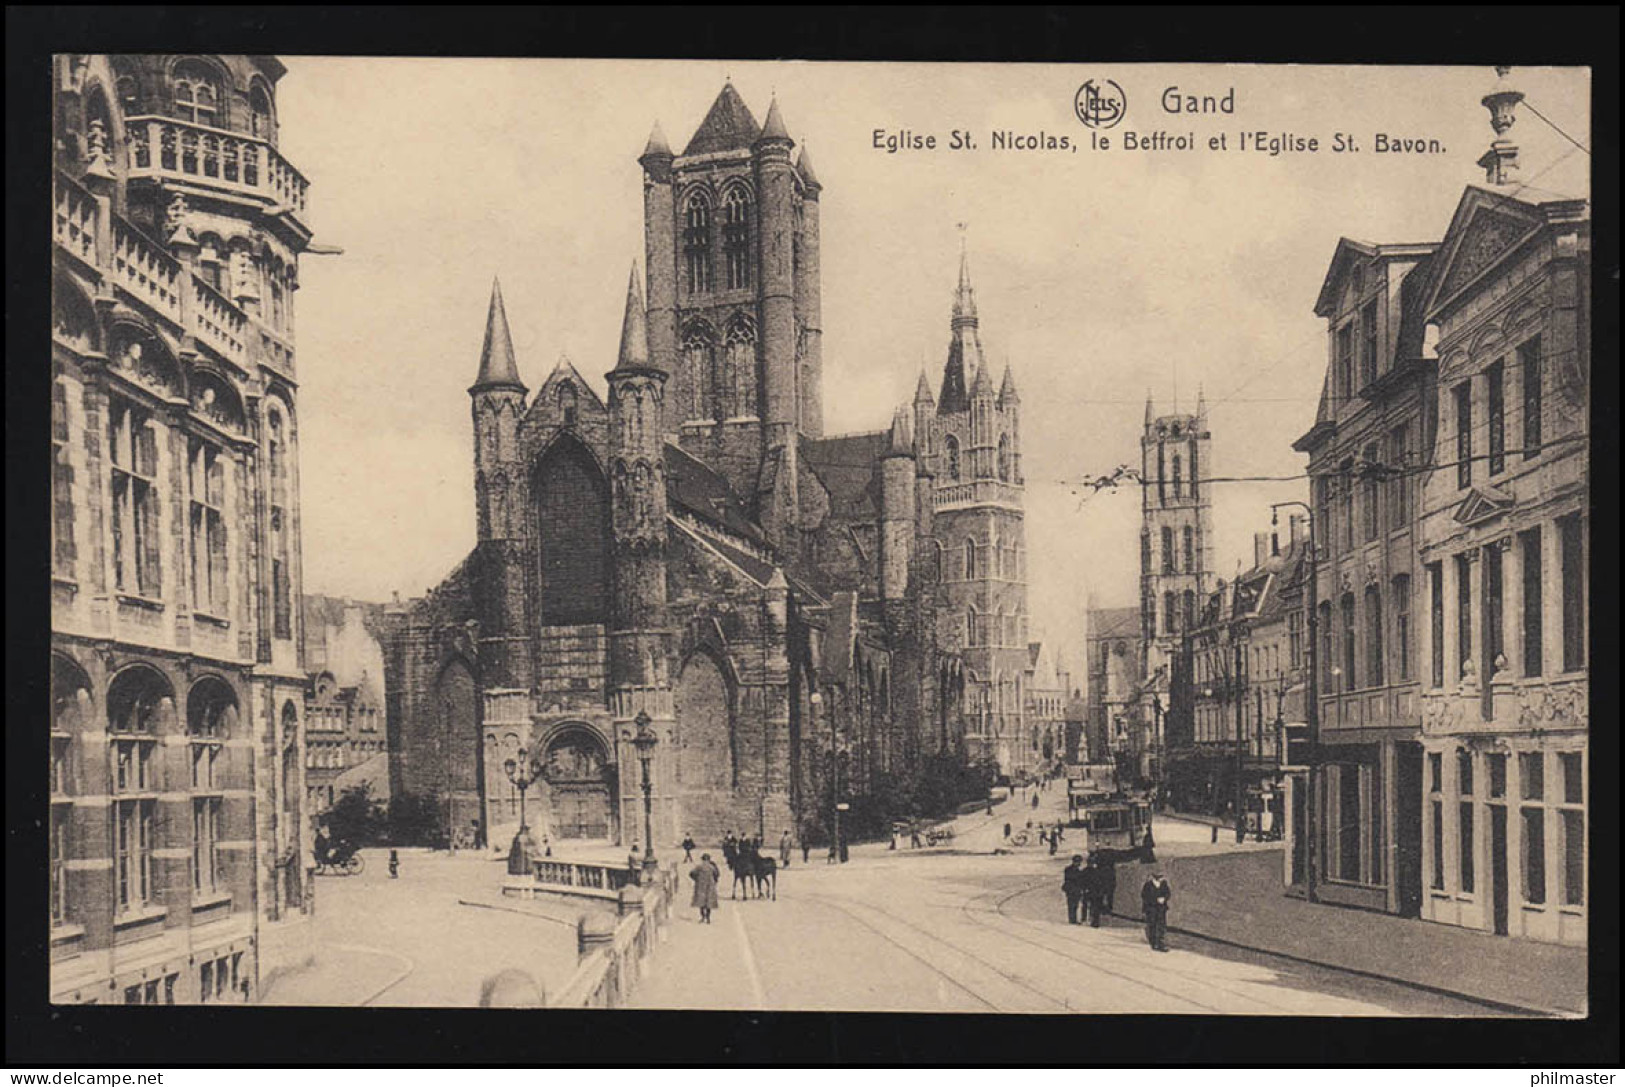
986;799;993;817
1235;813;1247;845
628;844;641;875
1032;792;1040;810
722;835;738;869
827;840;838;864
1054;821;1064;844
1062;854;1087;924
682;833;696;862
690;853;721;923
780;830;792;867
543;835;552;858
1048;829;1059;855
1083;857;1105;927
1141;824;1156;864
1141;870;1172;951
890;826;899;851
1003;822;1012;841
802;838;811;864
1210;822;1219;844
910;824;923;849
388;849;400;879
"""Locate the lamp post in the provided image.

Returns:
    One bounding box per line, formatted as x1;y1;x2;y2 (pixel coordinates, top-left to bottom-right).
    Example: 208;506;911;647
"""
502;748;539;876
1273;500;1318;903
811;690;846;863
631;711;658;880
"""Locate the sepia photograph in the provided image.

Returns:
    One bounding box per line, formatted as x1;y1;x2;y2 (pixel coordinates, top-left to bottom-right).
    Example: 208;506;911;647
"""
24;17;1606;1056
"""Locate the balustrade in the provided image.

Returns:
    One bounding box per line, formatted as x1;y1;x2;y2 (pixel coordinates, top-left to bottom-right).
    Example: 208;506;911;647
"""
933;479;1022;510
109;217;183;324
191;276;247;364
53;173;98;265
125;116;307;217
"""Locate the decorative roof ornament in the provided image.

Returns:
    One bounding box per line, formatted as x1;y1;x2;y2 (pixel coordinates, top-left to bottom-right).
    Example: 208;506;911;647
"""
1478;66;1524;186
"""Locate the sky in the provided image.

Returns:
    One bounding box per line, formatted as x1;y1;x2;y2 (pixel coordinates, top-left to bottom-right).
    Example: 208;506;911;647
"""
278;60;1589;667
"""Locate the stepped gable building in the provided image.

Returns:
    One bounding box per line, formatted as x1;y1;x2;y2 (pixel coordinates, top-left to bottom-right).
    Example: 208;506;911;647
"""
1085;604;1143;770
50;54;317;1003
302;596;390;814
383;85;1036;850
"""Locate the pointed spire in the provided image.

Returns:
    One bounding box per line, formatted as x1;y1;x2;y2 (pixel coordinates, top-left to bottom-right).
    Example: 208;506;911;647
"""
999;363;1019;405
971;358;995;398
758;96;792;144
472;277;525;391
914;368;935;405
795;143;821;190
1144;391;1155;427
613;261;652;372
888;407;914;455
683;81;761;156
640;120;672;164
952;233;978;327
1195;384;1207;424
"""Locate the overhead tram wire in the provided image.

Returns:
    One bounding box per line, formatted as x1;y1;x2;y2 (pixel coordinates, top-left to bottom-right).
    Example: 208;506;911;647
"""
1520;98;1591;157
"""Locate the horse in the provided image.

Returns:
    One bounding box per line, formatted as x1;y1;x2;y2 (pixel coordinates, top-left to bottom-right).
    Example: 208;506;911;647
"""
728;849;777;900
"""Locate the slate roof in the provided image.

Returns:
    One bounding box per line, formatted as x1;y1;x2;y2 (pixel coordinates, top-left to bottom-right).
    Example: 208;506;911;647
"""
1087;606;1141;643
472;278;524;390
802;431;887;521
663;441;765;545
682;83;761;156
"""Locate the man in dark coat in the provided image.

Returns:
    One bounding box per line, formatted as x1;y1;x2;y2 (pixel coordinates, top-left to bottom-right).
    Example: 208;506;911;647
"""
1099;854;1117;914
690;853;721;923
1062;854;1087;924
1083;857;1106;927
1141;870;1172;951
682;833;696;862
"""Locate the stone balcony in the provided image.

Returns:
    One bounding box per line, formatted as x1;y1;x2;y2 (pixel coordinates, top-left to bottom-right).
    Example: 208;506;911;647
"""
124;115;309;229
55;169;260;373
934;478;1022;511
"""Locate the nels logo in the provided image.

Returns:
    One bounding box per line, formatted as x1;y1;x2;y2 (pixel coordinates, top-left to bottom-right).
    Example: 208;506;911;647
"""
1074;79;1126;130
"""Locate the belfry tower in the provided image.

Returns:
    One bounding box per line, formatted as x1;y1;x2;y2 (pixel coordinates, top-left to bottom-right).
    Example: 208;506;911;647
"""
1139;390;1214;685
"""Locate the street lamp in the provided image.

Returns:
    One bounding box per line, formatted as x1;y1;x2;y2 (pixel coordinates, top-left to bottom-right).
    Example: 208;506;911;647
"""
502;748;539;876
631;711;658;880
810;691;847;863
1273;500;1319;903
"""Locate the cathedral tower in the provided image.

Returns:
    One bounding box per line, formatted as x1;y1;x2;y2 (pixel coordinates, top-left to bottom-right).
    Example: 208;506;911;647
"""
469;278;532;690
1139;389;1213;686
929;244;1029;773
640;83;823;504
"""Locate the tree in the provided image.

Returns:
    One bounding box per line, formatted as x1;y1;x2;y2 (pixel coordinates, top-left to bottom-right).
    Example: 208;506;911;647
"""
326;782;386;845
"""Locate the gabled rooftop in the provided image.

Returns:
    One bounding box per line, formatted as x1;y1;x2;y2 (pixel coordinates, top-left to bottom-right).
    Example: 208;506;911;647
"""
681;82;761;157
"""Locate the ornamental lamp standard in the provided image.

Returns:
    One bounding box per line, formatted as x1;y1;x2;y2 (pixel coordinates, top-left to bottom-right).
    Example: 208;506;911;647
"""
502;748;540;877
631;711;658;878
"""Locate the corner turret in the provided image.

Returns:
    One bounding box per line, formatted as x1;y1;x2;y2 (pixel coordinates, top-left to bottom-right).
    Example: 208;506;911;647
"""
470;277;527;393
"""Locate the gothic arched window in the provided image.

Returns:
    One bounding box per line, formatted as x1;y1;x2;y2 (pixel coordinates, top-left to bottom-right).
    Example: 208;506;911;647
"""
682;325;715;421
723;188;751;290
1164;591;1178;635
964;538;977;580
1183;525;1194;573
1161;527;1175;574
249;82;274;141
683;194;712;294
966;607;979;647
725;318;757;419
172;60;221;127
1172;453;1183;498
944;434;961;481
997;433;1011;482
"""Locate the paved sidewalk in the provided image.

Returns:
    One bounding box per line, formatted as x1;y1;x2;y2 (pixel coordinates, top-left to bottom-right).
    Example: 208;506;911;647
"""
261;944;411;1006
1112;849;1587;1016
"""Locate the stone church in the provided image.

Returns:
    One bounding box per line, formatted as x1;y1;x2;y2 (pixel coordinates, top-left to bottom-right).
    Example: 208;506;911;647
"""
383;84;1030;850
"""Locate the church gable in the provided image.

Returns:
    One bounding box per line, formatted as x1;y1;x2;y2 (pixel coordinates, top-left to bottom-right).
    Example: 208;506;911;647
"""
1426;189;1543;318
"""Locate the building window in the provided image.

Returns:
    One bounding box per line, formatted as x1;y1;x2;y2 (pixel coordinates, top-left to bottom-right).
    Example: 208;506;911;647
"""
1459;799;1475;894
1182;526;1194;574
944;435;961;482
1156;443;1166;506
1431;798;1445;890
110;398;162;597
1455;382;1472;489
1487;359;1505;476
1560;514;1584;671
1488;753;1507;799
1140;531;1151;579
683;195;712;294
193;797;221;895
268;410;291;639
1171;453;1182;498
963;538;977;580
1521;528;1543;677
1362;442;1380;542
1161;527;1175;575
1360;299;1379;386
172;60;221;127
188;439;229;616
1521;806;1546;905
1520;336;1542;460
1428;562;1444;688
966;607;978;647
1392;575;1411;681
1455;554;1472;681
1560;751;1582;805
1314;477;1331;558
1165;592;1178;636
116;798;154;913
1388;424;1409;527
1339;473;1354;552
1520;751;1543;802
1319;601;1333;690
1486;543;1504;673
1365;585;1384;686
997;434;1011;482
50;806;70;926
1429;751;1443;794
249;83;274;141
1288;606;1303;670
1340;593;1356;690
1560;809;1584;906
52;382;76;579
722;189;750;290
1337;323;1354;401
682;327;715;421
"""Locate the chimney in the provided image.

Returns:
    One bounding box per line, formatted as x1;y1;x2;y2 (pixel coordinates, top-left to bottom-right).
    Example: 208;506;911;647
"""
1254;532;1271;569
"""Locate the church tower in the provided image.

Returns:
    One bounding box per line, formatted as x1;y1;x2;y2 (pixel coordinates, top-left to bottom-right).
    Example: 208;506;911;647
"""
928;243;1029;773
605;263;677;843
1139;390;1214;688
640;83;823;508
469;278;532;690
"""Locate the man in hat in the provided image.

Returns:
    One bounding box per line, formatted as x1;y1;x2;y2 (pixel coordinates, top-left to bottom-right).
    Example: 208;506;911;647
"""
1062;854;1088;924
1141;869;1172;951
